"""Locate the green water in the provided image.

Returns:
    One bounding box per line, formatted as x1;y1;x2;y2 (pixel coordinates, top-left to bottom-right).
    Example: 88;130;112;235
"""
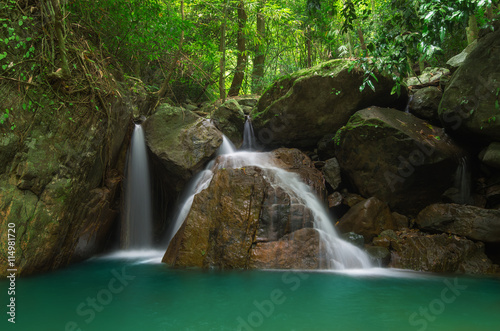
2;252;500;331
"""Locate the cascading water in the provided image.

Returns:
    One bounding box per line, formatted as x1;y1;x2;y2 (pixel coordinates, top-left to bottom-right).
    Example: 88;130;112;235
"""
122;124;153;249
167;118;372;269
165;135;236;245
455;156;471;204
215;151;372;269
241;116;258;150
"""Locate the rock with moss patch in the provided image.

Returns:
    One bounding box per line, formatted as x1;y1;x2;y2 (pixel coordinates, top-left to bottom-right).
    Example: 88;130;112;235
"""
439;29;500;142
211;99;245;147
335;107;464;214
251;59;408;148
143;104;222;192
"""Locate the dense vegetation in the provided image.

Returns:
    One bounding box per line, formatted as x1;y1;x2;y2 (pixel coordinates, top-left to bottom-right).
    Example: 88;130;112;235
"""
1;0;499;124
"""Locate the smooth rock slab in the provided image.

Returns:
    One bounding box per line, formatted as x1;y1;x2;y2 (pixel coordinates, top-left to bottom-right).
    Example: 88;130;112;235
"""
416;203;500;243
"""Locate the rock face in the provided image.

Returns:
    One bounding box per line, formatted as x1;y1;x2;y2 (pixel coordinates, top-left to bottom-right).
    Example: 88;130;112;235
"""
335;107;463;214
0;84;132;276
211;99;246;147
163;148;327;269
337;197;396;243
439;29;500;142
252;59;407;148
389;230;496;274
250;228;321;269
416;204;500;243
322;158;341;190
409;87;442;124
480;142;500;169
405;67;450;87
143;104;222;191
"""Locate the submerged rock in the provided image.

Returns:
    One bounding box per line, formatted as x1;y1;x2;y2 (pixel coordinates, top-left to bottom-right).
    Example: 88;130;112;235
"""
439;29;500;142
335;107;463;214
143;104;222;191
416;203;500;243
252;59;407;148
163;149;329;269
389;230;496;274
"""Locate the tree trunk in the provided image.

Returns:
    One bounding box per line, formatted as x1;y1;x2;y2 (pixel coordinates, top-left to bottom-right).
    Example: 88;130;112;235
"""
228;0;248;97
466;14;479;44
156;0;185;98
251;0;266;94
306;25;312;67
357;28;366;55
49;0;70;79
219;0;230;101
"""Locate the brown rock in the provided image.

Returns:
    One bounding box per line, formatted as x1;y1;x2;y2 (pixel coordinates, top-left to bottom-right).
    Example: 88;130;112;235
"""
250;228;321;269
416;203;500;243
389;230;497;274
337;197;396;243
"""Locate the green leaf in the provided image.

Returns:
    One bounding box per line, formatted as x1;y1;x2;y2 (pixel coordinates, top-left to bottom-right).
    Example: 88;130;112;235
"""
0;52;7;60
366;80;376;92
18;20;23;26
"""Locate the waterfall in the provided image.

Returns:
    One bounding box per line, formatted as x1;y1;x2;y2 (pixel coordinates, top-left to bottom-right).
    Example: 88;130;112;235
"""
404;94;413;113
241;116;257;151
164;135;235;245
167;123;372;269
122;124;153;249
215;152;372;269
455;156;471;205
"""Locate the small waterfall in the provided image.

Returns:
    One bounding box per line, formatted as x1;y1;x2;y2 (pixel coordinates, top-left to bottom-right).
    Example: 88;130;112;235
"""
455;156;471;204
404;94;413;113
167;121;371;269
122;124;153;249
216;152;372;269
241;116;257;151
164;135;235;245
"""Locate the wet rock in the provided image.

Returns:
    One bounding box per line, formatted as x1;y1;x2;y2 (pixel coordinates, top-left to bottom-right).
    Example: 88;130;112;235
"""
480;142;500;169
340;232;365;248
212;99;246;147
323;158;341;190
439;29;500;142
389;230;497;274
409;87;442;124
335;107;464;214
252;59;407;149
250;228;321;269
163;149;327;269
416;203;500;243
143;104;222;192
327;192;343;208
365;246;391;266
337;197;396;243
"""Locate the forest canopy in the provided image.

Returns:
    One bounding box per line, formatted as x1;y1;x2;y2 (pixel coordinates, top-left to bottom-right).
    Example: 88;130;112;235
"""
6;0;500;105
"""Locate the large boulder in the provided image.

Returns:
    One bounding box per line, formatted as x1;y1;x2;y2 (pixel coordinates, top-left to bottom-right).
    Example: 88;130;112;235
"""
337;197;396;243
0;83;132;277
409;87;442;124
211;99;246;147
416;203;500;243
480;142;500;169
251;59;407;148
335;107;463;214
388;230;497;274
163;148;327;269
143;104;222;192
439;29;500;142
